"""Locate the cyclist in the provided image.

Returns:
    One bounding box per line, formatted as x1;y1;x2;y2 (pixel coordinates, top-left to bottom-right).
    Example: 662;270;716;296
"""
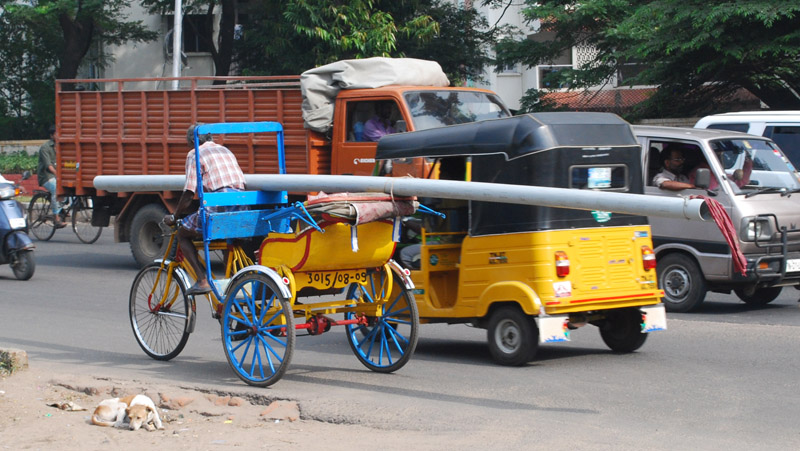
163;124;245;296
37;125;66;228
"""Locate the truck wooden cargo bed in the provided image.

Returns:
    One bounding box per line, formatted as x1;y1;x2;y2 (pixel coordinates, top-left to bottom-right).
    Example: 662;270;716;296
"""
55;76;330;196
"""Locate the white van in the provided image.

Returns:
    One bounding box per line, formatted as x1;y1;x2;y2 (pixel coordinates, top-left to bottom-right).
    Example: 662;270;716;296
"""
695;111;800;170
634;125;800;312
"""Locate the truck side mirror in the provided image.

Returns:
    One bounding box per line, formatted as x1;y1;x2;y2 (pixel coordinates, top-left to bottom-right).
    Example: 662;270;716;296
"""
694;168;711;189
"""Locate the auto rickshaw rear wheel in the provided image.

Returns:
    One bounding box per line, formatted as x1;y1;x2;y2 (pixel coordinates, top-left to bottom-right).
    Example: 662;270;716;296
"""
487;306;538;366
599;307;647;353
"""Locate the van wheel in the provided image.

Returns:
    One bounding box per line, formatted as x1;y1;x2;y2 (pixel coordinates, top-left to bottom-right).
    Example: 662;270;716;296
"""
487;306;538;366
734;286;782;306
130;204;168;268
600;308;647;352
657;253;707;313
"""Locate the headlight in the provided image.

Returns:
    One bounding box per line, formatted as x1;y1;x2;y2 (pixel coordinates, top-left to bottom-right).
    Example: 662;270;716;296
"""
740;217;772;241
0;186;14;199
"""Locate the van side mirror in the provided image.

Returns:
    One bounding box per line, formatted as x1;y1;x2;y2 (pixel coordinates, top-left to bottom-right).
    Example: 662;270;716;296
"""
694;168;711;189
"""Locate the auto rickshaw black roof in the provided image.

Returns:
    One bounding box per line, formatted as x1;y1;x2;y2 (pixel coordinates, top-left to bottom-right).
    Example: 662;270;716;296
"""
375;112;639;161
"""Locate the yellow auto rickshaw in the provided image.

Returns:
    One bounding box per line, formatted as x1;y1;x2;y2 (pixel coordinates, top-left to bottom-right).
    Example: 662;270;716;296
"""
376;112;667;365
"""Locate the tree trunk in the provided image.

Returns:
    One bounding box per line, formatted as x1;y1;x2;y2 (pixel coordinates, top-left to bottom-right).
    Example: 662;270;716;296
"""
212;0;236;84
56;13;95;90
743;79;800;110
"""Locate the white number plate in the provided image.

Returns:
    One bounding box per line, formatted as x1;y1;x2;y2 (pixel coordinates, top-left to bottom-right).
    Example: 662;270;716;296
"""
537;316;570;343
786;259;800;273
9;217;25;229
641;305;667;333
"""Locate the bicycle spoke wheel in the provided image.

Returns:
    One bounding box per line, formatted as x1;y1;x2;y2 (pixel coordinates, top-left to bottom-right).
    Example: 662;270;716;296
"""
345;265;419;373
129;263;192;361
222;273;294;387
72;197;103;244
28;193;56;241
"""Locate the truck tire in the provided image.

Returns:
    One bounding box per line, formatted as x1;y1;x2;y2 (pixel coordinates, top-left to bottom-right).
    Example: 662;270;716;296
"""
657;253;707;313
486;306;538;366
734;286;782;306
130;204;168;267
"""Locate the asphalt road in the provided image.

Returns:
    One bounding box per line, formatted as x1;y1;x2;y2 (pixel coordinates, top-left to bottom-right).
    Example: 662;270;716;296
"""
2;230;800;449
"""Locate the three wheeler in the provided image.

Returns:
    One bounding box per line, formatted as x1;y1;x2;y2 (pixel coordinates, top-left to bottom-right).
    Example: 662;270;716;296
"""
376;112;668;365
129;122;419;387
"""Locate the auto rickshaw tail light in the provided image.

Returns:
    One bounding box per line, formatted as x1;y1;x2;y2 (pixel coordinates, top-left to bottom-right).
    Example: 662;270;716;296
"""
641;246;656;271
555;251;570;277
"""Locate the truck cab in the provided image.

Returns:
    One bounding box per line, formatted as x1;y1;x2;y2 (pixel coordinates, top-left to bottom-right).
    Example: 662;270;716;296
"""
332;87;510;176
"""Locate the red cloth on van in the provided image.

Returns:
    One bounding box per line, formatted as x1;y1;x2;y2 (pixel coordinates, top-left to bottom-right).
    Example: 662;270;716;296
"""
691;195;747;276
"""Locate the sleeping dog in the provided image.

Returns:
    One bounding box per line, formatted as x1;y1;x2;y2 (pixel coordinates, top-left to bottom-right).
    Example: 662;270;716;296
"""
91;394;164;431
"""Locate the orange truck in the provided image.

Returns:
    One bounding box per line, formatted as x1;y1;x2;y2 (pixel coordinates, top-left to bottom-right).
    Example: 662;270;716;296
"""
55;75;510;265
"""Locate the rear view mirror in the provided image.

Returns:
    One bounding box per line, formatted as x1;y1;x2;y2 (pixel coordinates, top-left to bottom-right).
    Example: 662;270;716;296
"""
694;168;711;189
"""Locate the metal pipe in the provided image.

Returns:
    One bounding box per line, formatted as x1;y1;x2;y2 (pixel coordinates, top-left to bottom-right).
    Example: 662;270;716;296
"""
94;174;710;221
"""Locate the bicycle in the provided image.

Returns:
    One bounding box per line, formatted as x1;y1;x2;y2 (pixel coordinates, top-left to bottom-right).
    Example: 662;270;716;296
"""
27;191;103;243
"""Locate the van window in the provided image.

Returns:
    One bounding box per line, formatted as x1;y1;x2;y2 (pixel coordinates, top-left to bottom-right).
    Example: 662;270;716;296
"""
764;126;800;169
707;123;749;133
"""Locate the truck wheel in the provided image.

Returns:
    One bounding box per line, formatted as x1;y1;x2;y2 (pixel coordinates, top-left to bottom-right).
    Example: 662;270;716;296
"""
657;253;707;313
486;306;538;366
734;286;782;306
130;204;168;267
599;308;647;353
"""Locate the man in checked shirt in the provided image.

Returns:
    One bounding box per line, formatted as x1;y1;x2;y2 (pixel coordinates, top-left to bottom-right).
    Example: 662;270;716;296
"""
164;124;246;295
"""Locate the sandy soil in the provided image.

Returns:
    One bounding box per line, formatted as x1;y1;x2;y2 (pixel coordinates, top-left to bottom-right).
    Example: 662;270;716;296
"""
0;364;434;451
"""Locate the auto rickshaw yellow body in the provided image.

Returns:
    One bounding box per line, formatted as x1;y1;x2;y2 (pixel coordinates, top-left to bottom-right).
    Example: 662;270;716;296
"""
377;112;668;365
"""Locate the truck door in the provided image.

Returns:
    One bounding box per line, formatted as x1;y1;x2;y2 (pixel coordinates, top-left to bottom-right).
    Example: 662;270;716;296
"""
332;99;424;176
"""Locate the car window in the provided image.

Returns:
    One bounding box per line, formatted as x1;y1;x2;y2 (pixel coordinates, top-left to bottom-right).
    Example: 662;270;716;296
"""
764;125;800;170
707;123;750;133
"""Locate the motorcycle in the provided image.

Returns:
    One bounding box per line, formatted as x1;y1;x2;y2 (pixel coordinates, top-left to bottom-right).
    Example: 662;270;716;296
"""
0;171;35;280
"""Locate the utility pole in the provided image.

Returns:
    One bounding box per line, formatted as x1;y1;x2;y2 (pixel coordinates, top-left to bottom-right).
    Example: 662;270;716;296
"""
171;0;183;90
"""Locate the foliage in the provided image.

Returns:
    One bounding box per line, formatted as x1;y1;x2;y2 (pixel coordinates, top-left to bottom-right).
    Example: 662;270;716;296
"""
0;350;20;376
234;0;499;83
491;0;800;116
390;1;505;85
0;151;38;174
235;0;440;75
0;0;157;138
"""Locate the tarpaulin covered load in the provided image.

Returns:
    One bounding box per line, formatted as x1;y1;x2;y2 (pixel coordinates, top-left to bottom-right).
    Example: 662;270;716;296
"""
300;57;450;133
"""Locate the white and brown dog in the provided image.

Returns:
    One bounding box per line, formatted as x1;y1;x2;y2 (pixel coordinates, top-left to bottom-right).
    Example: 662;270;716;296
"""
91;394;164;431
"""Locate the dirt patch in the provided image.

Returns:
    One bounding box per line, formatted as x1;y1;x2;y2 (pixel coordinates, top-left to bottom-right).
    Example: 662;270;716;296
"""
0;363;431;450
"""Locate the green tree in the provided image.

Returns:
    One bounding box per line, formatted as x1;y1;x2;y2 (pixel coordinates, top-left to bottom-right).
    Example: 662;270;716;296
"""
236;0;498;85
492;0;800;116
390;1;503;85
0;0;157;138
236;0;438;75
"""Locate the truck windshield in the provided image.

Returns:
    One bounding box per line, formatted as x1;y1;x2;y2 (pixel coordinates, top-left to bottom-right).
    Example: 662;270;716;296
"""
710;139;800;193
403;90;510;131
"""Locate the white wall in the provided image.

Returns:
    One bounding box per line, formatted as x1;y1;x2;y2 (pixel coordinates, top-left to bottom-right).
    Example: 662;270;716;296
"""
99;4;216;89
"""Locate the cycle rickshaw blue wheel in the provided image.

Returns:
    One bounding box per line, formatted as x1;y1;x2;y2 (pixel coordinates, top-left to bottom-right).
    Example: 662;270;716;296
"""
344;266;419;373
221;272;295;387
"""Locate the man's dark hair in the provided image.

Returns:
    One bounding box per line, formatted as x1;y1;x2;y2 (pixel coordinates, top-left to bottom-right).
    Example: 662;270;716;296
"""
48;125;56;135
186;124;213;146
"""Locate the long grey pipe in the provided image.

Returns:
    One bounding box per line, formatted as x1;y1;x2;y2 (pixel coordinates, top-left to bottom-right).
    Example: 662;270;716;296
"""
94;174;709;221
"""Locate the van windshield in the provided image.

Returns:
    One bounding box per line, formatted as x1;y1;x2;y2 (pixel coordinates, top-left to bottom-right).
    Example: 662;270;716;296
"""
710;139;800;193
403;90;510;131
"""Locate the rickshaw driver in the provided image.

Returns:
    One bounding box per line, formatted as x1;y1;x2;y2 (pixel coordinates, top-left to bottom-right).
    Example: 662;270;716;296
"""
164;125;246;296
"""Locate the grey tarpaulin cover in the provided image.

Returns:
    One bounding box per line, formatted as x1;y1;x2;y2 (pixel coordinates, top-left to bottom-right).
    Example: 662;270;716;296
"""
300;57;450;133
